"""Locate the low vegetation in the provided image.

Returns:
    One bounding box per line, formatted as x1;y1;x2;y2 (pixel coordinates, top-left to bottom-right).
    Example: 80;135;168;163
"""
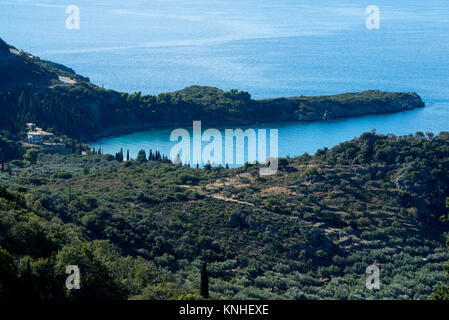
1;131;449;300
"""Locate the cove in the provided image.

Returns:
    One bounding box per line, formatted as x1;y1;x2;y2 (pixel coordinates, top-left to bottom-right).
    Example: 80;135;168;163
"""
89;100;449;166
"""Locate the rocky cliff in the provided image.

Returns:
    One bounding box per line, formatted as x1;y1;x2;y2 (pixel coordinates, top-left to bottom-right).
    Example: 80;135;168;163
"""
257;91;425;122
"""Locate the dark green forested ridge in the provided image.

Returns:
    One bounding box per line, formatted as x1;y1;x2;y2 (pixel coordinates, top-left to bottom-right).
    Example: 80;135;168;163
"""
0;38;424;141
1;131;449;300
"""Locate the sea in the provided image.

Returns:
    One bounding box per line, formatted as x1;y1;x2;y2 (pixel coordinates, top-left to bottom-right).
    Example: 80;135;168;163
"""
1;0;449;163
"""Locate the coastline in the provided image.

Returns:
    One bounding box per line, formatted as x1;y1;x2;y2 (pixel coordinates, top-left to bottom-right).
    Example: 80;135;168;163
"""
0;38;426;145
88;103;426;143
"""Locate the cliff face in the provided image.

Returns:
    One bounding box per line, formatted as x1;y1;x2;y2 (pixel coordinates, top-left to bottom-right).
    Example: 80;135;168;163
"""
257;91;425;122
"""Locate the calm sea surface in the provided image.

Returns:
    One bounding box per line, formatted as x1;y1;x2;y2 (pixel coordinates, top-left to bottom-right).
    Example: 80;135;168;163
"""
1;0;449;162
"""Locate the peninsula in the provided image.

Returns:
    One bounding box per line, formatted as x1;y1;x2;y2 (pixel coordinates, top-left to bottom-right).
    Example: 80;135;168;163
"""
0;37;424;141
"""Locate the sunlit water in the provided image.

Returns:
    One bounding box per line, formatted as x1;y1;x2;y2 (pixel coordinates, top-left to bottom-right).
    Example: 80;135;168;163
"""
1;0;449;162
88;102;448;165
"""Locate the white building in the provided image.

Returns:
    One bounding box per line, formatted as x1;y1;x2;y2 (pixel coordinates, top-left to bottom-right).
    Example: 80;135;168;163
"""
27;132;43;144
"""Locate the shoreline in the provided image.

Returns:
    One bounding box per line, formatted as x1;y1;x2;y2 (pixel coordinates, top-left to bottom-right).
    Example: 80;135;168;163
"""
87;104;426;143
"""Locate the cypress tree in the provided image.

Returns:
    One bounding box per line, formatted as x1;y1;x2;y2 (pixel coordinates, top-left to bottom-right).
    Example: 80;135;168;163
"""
200;262;209;299
136;149;147;162
68;182;72;202
126;149;130;161
23;258;37;300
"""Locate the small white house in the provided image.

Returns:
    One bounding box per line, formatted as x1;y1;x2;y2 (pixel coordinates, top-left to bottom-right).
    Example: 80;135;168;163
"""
27;132;43;144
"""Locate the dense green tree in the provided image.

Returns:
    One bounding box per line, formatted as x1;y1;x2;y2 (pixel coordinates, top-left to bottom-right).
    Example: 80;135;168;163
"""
431;197;449;300
55;243;126;300
201;262;209;299
136;149;147;163
23;148;38;164
0;247;15;300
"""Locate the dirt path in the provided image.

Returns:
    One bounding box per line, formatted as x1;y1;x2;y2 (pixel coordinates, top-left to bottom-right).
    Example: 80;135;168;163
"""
206;193;255;206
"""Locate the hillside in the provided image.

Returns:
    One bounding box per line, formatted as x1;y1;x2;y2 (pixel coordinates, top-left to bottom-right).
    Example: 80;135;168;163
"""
1;131;449;300
0;39;87;90
0;38;424;141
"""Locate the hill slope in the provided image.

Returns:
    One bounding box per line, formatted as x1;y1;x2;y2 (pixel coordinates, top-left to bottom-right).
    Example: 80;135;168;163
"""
1;131;448;300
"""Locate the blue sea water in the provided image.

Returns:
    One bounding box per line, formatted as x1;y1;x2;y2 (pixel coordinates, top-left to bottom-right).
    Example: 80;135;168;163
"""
1;0;449;162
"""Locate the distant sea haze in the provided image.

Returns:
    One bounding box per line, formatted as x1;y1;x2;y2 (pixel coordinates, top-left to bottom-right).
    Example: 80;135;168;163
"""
2;0;449;159
2;0;449;100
